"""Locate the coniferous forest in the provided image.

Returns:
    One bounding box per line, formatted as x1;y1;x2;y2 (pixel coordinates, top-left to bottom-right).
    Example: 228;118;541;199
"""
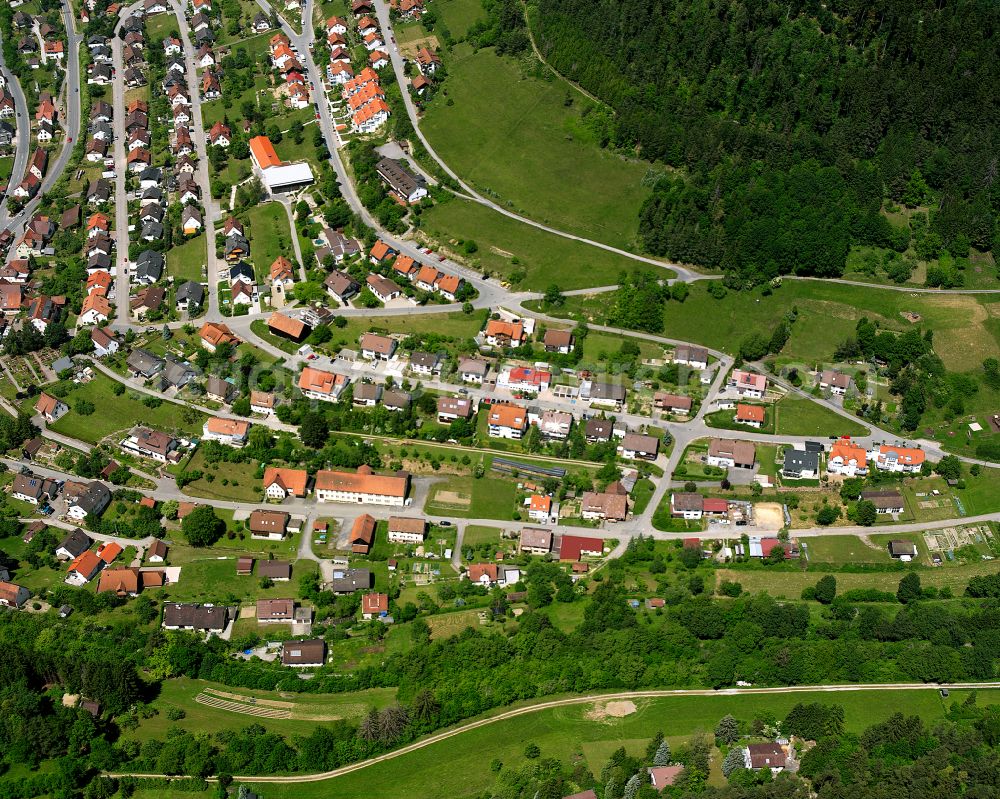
532;0;1000;284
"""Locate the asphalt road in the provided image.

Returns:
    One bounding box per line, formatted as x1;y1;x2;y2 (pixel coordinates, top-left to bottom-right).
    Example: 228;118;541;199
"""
0;56;30;217
1;0;82;252
110;26;131;324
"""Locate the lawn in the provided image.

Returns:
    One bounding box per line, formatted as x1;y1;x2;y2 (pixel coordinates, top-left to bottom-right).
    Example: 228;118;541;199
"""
547;279;1000;373
246;201;295;282
179;450;264;503
462;524;503;547
421;45;652;251
804;534;897;564
0;156;13;183
774;395;869;437
48;373;207;444
250;688;995;799
420;197;671;292
161;548;315;603
144;12;178;42
630;478;655;515
166;234;208;283
326;310;488;353
130;677;397;741
704;406;775;435
424;472;518;520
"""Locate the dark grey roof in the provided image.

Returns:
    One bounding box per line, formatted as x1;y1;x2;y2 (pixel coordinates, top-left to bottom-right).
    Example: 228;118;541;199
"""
176;281;204;304
141;221;164;240
75;482;111;516
162;602;231;631
57;528;92;557
329;568;371;593
126;348;165;377
783;449;819;473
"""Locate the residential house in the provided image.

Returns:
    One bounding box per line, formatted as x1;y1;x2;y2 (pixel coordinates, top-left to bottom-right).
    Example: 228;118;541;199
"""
298;366;349;402
258;560;292;581
618;433;659;460
176;281;205;311
66;551;104;585
861;490;905;514
281;639;326;667
526;495;552;523
120;428;181;463
743;743;786;774
782;449;819;479
91;327;120;357
250;391;275;415
582;380;626;407
66;482;111;521
209;121;231;147
671;491;708;520
415;46;441;74
387;516;425;544
365;273;402;303
707;438;756;470
888;540;917;560
735;403;766;428
267;311;309;343
673;344;709;370
728;369;767;398
873;444;925;473
0;581;30;608
458;357;488;384
249;509;290;540
126;348;165;379
199;321;238;352
580;491;628;522
129;286;165;318
257;597;295;624
359;332;397;360
409;351;440;375
559;535;605;561
584;418;614;443
537;409;572;440
654;392;692;414
202;417;251;448
819;369;851;395
205;376;233;403
437;396;474;423
484;319;525;348
55;528;92;560
162;603;233;634
827;437;868;476
35;391;68;422
353;383;382;407
324;269;359;303
361;592;389;620
11;473;57;505
487;402;528;439
542;329;574;354
263;467;309;499
519;527;552;555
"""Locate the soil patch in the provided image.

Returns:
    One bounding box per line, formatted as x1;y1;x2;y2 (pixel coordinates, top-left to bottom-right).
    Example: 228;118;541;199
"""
586;700;637;721
433;489;471;507
753;502;785;530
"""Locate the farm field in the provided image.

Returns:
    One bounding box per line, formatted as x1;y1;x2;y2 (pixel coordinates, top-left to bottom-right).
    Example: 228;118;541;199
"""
421;45;653;251
47;373;207;443
541;280;1000;372
461;524;504;546
420;197;672;291
250;688;995;799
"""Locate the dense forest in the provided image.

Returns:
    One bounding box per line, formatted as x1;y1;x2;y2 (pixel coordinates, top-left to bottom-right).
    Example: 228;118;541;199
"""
530;0;1000;284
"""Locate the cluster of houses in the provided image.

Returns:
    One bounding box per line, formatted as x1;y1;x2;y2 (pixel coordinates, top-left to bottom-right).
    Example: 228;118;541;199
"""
0;73;18;156
360;238;465;303
11;144;48;202
269;33;310;110
220;217;258;308
12;472;111;523
11;11;66;71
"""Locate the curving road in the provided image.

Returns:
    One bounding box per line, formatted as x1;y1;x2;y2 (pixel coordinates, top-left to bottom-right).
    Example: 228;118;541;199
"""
106;680;1000;783
0;59;30;217
0;0;82;241
367;0;702;279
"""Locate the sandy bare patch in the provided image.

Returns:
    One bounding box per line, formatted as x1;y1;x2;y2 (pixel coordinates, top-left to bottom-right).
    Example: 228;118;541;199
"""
753;502;785;530
399;34;439;58
490;246;515;258
433;489;471;507
586;700;637;721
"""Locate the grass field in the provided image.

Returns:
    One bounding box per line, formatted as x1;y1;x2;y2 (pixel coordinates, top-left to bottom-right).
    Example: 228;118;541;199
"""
774;395;869;437
247;202;295;282
434;0;486;37
166;234;208;283
250;687;996;799
462;524;504;546
162;548;313;602
131;678;397;741
546;279;1000;373
804;534;899;564
422;45;651;251
424;472;518;520
179;450;263;502
420;196;671;291
718;558;1000;598
326;310;488;353
48;374;207;443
